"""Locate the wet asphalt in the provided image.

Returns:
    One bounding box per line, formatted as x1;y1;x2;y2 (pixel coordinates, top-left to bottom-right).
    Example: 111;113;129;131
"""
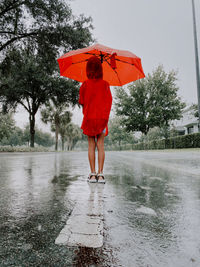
0;150;200;267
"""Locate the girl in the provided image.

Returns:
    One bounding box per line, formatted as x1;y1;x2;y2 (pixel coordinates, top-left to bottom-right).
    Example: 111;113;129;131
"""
79;56;112;183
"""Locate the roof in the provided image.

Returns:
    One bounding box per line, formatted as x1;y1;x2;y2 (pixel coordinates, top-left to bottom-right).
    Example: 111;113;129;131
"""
183;120;199;127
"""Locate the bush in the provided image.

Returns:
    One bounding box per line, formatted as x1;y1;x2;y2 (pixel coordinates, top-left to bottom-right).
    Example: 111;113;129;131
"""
132;133;200;150
105;143;133;151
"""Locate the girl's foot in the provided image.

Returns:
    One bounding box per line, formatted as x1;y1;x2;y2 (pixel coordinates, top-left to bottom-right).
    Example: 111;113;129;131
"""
87;173;97;183
97;173;106;184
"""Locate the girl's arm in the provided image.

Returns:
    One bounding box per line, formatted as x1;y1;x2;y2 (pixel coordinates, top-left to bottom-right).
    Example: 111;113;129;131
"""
78;82;85;114
106;83;112;114
78;82;85;105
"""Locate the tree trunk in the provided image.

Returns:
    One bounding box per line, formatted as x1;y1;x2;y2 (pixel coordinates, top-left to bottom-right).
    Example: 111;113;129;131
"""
119;140;121;150
61;137;64;151
29;113;35;147
66;137;70;151
55;124;59;151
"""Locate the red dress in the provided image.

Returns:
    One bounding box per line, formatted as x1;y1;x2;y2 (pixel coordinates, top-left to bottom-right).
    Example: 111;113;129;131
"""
79;79;112;137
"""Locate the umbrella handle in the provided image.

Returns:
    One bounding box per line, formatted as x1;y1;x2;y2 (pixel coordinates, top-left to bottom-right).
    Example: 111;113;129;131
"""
100;54;104;64
110;53;117;69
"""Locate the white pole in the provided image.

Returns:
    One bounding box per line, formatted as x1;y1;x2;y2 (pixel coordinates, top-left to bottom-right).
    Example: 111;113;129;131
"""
191;0;200;131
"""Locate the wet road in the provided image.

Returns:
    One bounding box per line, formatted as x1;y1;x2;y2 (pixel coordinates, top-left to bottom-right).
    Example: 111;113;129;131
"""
0;150;200;267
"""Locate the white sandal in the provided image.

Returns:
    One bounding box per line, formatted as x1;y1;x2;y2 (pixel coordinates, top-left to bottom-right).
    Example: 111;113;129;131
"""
87;173;97;183
97;173;106;184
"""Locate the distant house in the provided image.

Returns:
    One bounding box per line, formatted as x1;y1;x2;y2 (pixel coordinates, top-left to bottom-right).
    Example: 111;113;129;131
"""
172;106;199;135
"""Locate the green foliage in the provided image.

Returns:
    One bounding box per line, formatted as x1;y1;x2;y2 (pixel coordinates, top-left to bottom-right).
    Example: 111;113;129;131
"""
0;0;93;147
133;133;200;150
0;0;93;54
0;112;15;140
115;79;149;135
1;126;24;146
1;123;54;147
115;65;186;135
34;129;54;147
0;48;79;147
140;125;179;144
140;127;163;143
41;100;72;130
41;99;72;150
105;116;136;150
1;48;80;109
62;123;82;151
190;104;199;118
23;124;54;147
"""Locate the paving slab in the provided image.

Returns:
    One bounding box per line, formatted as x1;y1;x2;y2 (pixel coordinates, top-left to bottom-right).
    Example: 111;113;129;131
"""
55;182;104;248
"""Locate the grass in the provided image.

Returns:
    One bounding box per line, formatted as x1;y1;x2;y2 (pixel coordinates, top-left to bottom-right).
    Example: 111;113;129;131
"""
0;145;51;153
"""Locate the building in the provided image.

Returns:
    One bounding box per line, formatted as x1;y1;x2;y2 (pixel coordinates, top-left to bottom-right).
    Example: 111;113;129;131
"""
172;106;199;135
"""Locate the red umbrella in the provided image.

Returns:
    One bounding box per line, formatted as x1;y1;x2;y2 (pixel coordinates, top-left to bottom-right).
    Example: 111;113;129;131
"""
57;43;145;86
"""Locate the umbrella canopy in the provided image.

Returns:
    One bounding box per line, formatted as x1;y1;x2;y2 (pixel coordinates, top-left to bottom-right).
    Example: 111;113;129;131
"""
57;43;145;86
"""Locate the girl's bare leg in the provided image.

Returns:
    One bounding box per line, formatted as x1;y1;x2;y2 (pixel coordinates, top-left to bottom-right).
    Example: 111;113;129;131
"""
88;136;96;180
96;133;105;178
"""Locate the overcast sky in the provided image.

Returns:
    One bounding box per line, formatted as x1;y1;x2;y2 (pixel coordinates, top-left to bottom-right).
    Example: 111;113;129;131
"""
15;0;200;130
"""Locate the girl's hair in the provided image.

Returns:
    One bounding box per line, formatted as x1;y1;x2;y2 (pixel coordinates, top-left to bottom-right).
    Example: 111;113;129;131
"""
86;56;103;79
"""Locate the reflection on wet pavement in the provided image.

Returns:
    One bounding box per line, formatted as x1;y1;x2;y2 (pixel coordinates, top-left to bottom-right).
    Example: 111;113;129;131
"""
0;151;200;266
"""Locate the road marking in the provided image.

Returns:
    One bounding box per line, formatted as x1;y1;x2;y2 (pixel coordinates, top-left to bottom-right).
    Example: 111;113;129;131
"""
55;183;104;248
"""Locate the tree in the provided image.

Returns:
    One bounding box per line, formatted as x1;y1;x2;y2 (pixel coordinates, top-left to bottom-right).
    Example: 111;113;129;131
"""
0;0;93;147
190;104;199;118
23;124;54;147
115;65;186;135
0;0;93;54
108;116;135;149
139;126;165;143
41;99;72;150
61;123;82;151
1;126;25;146
34;129;54;147
58;113;74;151
0;112;15;141
23;124;31;146
0;49;80;147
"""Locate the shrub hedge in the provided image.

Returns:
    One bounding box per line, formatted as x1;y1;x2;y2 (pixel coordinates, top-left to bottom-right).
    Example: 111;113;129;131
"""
133;133;200;150
105;144;133;151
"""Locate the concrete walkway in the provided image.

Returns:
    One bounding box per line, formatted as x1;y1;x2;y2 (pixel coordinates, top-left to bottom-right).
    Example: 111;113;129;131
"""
55;182;104;248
